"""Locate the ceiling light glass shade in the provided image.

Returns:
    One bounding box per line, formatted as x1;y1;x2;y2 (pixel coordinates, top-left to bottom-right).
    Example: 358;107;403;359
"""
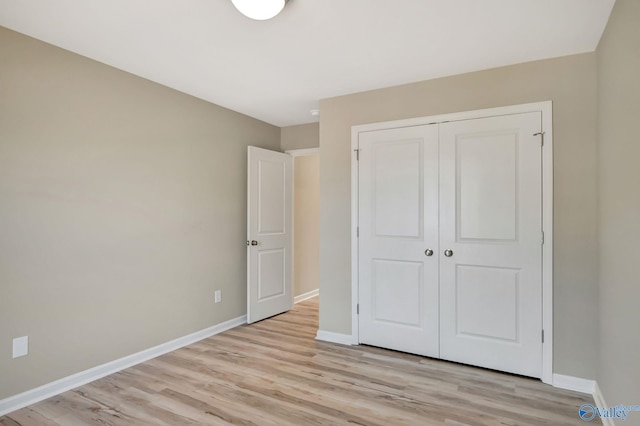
231;0;288;20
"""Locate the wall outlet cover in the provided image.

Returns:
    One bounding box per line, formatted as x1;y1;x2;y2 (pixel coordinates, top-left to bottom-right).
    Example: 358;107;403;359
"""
215;290;221;303
13;336;29;358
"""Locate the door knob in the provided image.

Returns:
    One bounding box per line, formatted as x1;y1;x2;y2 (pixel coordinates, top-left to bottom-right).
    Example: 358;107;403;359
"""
444;249;453;257
424;249;434;257
246;240;259;246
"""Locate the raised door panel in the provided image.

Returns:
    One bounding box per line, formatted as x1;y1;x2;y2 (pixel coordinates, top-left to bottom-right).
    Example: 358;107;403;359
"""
457;133;518;242
257;160;286;235
455;265;519;342
257;249;285;301
372;259;423;327
373;141;423;239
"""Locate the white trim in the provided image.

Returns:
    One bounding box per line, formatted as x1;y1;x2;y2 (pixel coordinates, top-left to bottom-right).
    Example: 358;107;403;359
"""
285;147;319;157
290;151;296;311
350;101;554;382
351;101;551;134
288;154;296;310
351;125;360;345
0;315;246;417
540;101;554;385
294;289;319;304
552;374;596;394
315;330;354;346
592;382;615;426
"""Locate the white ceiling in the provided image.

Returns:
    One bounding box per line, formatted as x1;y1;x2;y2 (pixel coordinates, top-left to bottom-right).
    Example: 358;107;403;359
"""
0;0;615;127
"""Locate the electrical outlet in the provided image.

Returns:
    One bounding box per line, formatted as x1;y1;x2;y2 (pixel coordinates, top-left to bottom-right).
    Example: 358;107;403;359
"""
13;336;28;358
214;290;221;303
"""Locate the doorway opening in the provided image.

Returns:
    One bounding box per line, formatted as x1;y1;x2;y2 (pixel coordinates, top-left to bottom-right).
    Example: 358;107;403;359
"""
287;148;320;305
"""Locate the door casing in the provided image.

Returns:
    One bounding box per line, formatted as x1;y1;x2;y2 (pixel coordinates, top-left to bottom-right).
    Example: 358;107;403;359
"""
350;101;553;385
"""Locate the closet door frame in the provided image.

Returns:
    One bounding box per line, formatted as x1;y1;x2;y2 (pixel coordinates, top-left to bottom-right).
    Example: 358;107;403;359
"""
350;101;553;385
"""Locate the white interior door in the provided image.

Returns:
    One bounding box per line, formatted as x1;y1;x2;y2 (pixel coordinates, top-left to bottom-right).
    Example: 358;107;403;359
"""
358;125;440;357
439;112;543;378
247;146;293;324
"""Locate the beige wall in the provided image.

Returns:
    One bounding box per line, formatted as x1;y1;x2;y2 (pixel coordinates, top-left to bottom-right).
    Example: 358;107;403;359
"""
0;27;280;399
293;155;320;298
597;0;640;408
318;53;599;379
281;122;319;151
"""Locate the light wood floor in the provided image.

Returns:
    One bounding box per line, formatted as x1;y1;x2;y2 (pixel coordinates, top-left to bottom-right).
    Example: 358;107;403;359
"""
1;298;592;425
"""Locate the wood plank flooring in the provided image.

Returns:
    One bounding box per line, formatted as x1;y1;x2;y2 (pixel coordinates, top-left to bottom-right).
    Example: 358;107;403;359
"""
1;298;592;425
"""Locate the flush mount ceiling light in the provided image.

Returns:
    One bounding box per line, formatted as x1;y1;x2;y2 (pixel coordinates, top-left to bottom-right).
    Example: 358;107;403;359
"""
231;0;288;20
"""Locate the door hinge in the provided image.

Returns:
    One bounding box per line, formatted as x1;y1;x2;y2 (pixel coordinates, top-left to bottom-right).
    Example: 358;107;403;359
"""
541;231;545;245
534;131;545;146
357;304;359;315
354;149;359;161
356;227;359;237
542;329;545;343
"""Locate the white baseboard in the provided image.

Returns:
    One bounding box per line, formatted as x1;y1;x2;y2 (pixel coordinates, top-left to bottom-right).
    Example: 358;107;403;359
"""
315;330;353;346
549;375;619;425
0;315;246;417
294;289;319;304
592;382;616;426
552;373;596;394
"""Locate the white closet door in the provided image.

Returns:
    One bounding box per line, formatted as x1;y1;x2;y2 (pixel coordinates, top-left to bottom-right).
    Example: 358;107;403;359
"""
439;112;543;378
358;125;439;357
